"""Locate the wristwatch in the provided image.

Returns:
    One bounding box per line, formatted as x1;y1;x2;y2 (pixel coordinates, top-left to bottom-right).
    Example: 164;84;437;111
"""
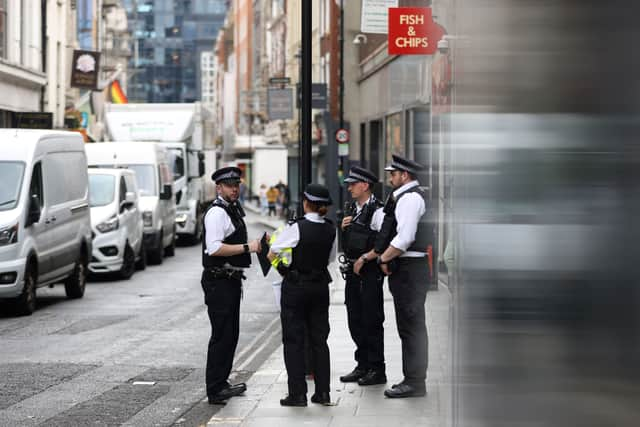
243;243;250;254
376;256;388;265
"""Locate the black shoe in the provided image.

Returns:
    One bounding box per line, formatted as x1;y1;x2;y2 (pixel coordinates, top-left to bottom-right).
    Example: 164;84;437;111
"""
340;367;367;383
280;394;307;407
391;380;406;389
310;392;331;405
208;383;247;404
357;370;387;386
384;383;426;398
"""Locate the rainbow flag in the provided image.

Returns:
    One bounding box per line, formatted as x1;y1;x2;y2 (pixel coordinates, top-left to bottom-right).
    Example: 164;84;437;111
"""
110;79;128;104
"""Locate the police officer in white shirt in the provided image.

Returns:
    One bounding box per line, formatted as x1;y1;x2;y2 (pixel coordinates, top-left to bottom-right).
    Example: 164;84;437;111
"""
338;166;388;386
268;184;337;407
202;166;261;404
375;155;430;399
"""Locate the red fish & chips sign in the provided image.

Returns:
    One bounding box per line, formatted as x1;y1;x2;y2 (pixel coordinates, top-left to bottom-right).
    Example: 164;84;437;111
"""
388;7;445;55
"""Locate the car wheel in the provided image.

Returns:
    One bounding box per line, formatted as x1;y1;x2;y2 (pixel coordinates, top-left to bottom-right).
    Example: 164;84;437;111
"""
65;253;87;299
119;243;136;280
148;232;164;265
15;262;37;316
165;229;176;257
135;240;147;271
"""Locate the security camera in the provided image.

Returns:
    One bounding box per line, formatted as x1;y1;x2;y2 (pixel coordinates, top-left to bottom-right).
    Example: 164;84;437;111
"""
437;38;449;54
353;34;368;45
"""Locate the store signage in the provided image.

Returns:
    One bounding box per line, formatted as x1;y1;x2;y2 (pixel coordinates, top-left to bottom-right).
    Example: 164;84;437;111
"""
387;7;445;55
312;83;327;110
361;0;398;34
13;112;53;129
70;50;101;89
267;88;294;120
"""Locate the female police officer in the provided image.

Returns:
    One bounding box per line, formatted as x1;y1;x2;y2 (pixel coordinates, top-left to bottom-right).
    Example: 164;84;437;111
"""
268;184;337;407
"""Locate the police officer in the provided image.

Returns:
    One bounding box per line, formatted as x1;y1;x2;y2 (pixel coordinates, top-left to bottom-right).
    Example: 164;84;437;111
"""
202;166;262;404
338;166;387;386
376;155;430;399
268;184;337;407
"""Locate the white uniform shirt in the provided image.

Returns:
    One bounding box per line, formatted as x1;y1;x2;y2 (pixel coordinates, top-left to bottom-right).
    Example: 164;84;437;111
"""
353;195;385;232
204;197;236;256
270;212;337;262
390;181;427;258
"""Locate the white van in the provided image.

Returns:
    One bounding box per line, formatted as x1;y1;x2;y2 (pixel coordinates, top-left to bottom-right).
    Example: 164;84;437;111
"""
84;142;176;264
88;168;145;278
0;130;92;315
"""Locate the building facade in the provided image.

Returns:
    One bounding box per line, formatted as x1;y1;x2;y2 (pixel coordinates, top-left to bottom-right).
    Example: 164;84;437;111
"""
0;0;46;127
124;0;227;103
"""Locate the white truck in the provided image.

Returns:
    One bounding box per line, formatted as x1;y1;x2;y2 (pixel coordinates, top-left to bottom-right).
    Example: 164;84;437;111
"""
104;103;217;244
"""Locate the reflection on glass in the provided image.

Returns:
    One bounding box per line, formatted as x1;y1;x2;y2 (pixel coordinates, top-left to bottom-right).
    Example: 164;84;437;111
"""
128;165;157;196
0;161;25;211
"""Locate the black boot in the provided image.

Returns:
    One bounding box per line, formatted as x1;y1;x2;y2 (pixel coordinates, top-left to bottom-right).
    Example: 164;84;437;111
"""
357;370;387;386
339;367;367;383
310;391;331;405
280;394;307;407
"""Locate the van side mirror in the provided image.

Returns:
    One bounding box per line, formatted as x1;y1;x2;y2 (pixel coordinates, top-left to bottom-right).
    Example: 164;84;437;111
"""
27;195;42;226
160;184;173;200
120;192;136;212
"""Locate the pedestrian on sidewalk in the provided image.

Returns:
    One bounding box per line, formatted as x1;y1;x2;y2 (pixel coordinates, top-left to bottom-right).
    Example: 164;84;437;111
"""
375;155;430;399
259;184;268;215
338;166;387;386
268;184;337;407
201;166;262;404
266;186;279;217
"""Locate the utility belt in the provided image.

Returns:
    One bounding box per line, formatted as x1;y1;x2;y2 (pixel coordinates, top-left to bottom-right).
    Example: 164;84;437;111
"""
282;268;329;284
205;267;247;281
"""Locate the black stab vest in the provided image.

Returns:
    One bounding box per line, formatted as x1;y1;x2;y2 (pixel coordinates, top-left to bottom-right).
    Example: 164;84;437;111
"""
202;199;251;269
374;185;431;254
291;218;336;281
342;196;383;259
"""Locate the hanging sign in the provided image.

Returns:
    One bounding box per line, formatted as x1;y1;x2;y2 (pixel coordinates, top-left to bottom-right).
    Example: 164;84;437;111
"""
361;0;398;34
387;7;445;55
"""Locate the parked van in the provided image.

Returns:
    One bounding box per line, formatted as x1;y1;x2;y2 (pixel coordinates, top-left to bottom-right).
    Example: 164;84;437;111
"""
88;168;146;278
84;142;176;264
0;130;92;315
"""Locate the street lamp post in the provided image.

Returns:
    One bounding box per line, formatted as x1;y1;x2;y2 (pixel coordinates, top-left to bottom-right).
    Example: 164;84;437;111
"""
338;0;345;211
300;0;313;215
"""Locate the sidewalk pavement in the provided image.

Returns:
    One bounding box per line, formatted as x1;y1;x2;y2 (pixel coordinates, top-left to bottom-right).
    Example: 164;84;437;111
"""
244;201;287;231
208;205;454;426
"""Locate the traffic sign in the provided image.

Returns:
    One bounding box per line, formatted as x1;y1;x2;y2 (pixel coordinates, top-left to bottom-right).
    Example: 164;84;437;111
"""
269;77;291;85
336;128;350;143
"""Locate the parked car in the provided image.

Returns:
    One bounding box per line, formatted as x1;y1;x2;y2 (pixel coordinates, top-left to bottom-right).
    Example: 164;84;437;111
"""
0;130;92;315
84;142;176;264
88;168;145;279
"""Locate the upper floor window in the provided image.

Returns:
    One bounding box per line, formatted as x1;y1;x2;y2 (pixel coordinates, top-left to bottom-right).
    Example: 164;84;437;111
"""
0;0;7;59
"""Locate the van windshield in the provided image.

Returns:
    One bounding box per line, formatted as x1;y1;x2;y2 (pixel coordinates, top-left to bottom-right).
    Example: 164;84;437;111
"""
89;174;116;207
128;165;157;196
0;162;25;211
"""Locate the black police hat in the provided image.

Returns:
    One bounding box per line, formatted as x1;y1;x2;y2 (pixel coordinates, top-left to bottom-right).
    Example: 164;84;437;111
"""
384;154;425;175
344;166;378;184
211;166;242;184
303;183;332;205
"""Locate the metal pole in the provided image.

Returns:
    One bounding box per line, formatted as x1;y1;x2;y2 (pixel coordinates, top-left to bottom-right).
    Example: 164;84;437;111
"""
301;0;312;196
337;0;345;212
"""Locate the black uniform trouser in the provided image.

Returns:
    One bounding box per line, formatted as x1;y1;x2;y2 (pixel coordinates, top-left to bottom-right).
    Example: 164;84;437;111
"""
388;257;429;387
201;272;242;397
345;263;385;371
281;277;330;396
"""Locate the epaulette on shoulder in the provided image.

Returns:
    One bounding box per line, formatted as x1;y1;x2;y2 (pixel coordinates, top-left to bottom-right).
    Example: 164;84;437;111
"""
287;217;302;225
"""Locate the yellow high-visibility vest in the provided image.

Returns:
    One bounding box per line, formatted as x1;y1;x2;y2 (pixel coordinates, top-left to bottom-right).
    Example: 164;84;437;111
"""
269;225;292;268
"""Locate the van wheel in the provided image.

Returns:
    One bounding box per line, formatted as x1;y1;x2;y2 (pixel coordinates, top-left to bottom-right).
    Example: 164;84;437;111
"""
148;233;164;265
64;254;87;299
135;241;147;271
119;244;136;280
15;263;37;316
165;229;176;257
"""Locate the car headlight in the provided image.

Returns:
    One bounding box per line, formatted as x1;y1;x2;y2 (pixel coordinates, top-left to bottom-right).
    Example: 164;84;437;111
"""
175;213;188;224
96;216;119;233
0;223;18;246
142;211;153;227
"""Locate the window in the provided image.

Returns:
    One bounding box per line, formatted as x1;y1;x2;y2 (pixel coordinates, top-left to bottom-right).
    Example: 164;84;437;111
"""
29;162;43;214
89;174;116;207
0;0;6;59
0;162;25;211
